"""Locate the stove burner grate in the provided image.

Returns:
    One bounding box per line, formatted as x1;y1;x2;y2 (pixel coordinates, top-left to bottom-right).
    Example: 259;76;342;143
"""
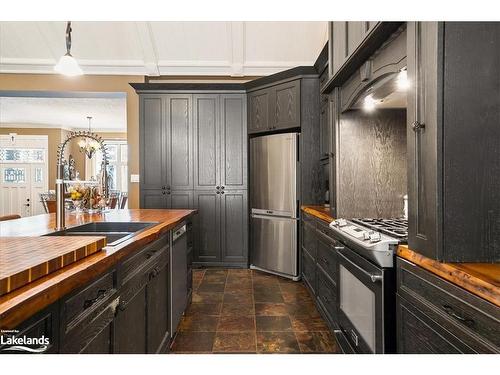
351;218;408;242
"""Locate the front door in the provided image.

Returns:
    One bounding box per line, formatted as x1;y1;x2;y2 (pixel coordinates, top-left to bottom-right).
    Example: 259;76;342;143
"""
0;163;31;217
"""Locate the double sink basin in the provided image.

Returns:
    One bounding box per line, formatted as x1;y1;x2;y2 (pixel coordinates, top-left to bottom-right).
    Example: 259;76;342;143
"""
44;221;159;247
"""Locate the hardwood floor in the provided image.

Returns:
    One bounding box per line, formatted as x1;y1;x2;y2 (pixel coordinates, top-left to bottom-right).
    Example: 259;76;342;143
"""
171;269;340;354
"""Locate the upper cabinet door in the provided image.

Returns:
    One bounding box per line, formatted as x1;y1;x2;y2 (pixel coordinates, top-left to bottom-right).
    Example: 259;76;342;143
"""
220;94;247;189
165;94;193;190
406;22;440;260
248;89;270;134
140;96;165;189
193;94;220;190
270;80;301;130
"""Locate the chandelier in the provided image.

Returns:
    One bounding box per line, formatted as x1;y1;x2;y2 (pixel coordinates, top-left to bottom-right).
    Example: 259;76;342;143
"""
78;116;101;159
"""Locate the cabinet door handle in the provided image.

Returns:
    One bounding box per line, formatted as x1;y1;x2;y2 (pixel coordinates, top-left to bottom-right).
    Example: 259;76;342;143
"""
442;305;475;327
83;289;107;310
411;121;425;131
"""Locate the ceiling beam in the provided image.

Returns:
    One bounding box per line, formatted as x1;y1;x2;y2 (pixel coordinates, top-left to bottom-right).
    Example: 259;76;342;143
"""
35;22;63;62
227;21;245;77
135;21;160;76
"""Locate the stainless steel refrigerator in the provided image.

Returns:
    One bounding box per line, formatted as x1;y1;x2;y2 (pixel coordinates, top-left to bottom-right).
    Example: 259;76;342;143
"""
250;133;299;280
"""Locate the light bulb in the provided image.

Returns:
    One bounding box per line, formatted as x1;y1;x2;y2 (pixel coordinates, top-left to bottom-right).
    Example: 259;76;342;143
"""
78;138;87;148
397;69;409;90
363;95;377;112
54;53;83;76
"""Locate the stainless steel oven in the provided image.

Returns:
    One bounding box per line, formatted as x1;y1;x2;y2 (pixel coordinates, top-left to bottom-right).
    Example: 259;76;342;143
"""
335;245;396;354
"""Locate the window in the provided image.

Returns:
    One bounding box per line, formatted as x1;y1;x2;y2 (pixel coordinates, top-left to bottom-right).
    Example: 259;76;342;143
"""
0;148;45;163
88;140;128;192
3;167;26;183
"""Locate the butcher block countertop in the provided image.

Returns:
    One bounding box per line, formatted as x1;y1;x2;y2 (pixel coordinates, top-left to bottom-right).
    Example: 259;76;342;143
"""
398;246;500;308
0;209;196;328
301;205;334;223
0;236;106;297
300;205;499;308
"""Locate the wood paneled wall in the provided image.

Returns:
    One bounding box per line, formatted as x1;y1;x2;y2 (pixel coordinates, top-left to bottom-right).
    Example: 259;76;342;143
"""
337;109;407;218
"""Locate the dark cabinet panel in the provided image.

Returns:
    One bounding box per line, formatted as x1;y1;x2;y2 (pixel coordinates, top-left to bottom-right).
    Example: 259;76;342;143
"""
220;189;248;264
406;21;440;260
193;190;220;262
220;94;247;189
319;99;329;159
302;248;316;294
406;22;500;262
397;295;463;354
166;95;193;190
61;298;118;354
142;190;168;209
193;94;219;190
146;253;170;353
167;190;193;209
248;89;270;134
114;271;148;354
140;96;165;189
271;80;301;130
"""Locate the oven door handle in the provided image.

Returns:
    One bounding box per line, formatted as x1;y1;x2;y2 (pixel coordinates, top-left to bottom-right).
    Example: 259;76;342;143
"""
337;250;383;283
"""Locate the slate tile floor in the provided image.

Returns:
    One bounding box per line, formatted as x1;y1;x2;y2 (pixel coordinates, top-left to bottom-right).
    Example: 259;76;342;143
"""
171;269;340;354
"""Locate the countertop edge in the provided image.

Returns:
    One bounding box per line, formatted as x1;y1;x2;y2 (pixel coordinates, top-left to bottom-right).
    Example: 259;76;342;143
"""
0;210;196;328
301;205;334;223
397;246;500;308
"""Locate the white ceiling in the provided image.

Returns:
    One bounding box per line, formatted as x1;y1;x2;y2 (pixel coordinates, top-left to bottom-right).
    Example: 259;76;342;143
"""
0;96;127;131
0;21;328;76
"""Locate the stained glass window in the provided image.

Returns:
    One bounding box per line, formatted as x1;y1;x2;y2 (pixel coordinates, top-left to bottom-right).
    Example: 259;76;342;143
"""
35;168;43;183
0;148;44;163
4;167;26;183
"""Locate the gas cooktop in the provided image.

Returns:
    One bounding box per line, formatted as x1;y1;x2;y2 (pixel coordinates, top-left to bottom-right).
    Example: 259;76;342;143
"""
351;218;408;242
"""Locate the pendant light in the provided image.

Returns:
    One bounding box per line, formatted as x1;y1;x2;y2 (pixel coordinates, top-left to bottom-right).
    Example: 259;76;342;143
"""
78;116;101;159
54;21;83;76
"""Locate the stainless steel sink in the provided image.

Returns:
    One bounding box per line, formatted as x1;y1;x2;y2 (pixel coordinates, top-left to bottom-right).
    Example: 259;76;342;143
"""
43;221;158;246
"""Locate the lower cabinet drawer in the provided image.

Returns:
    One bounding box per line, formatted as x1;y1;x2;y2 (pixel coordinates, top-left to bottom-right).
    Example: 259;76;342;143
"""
397;257;500;352
397;294;465;354
302;220;317;259
302;249;316;294
317;235;337;281
317;268;337;324
62;270;117;332
120;234;169;284
61;297;119;354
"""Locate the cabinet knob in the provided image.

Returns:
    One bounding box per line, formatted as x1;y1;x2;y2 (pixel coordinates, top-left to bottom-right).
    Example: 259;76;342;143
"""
216;191;220;194
162;186;166;190
221;186;225;190
220;191;224;195
411;121;425;131
216;185;220;190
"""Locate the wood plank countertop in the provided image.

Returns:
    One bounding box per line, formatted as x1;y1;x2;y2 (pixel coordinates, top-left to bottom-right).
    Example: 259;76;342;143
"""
0;209;196;329
300;205;499;308
301;205;334;223
0;236;106;297
398;246;500;308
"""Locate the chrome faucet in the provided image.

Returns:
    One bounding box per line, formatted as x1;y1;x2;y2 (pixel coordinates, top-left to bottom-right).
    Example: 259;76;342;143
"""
55;131;108;230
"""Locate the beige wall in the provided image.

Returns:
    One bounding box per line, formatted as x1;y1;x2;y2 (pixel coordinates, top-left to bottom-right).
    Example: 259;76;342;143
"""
0;73;143;207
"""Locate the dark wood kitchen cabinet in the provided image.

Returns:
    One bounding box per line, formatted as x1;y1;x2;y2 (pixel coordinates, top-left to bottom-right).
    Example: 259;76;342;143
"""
406;22;500;262
300;213;339;331
396;257;500;353
138;89;248;267
193;189;248;266
248;88;270;134
140;94;194;208
59;234;172;354
328;21;380;77
247;79;301;133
